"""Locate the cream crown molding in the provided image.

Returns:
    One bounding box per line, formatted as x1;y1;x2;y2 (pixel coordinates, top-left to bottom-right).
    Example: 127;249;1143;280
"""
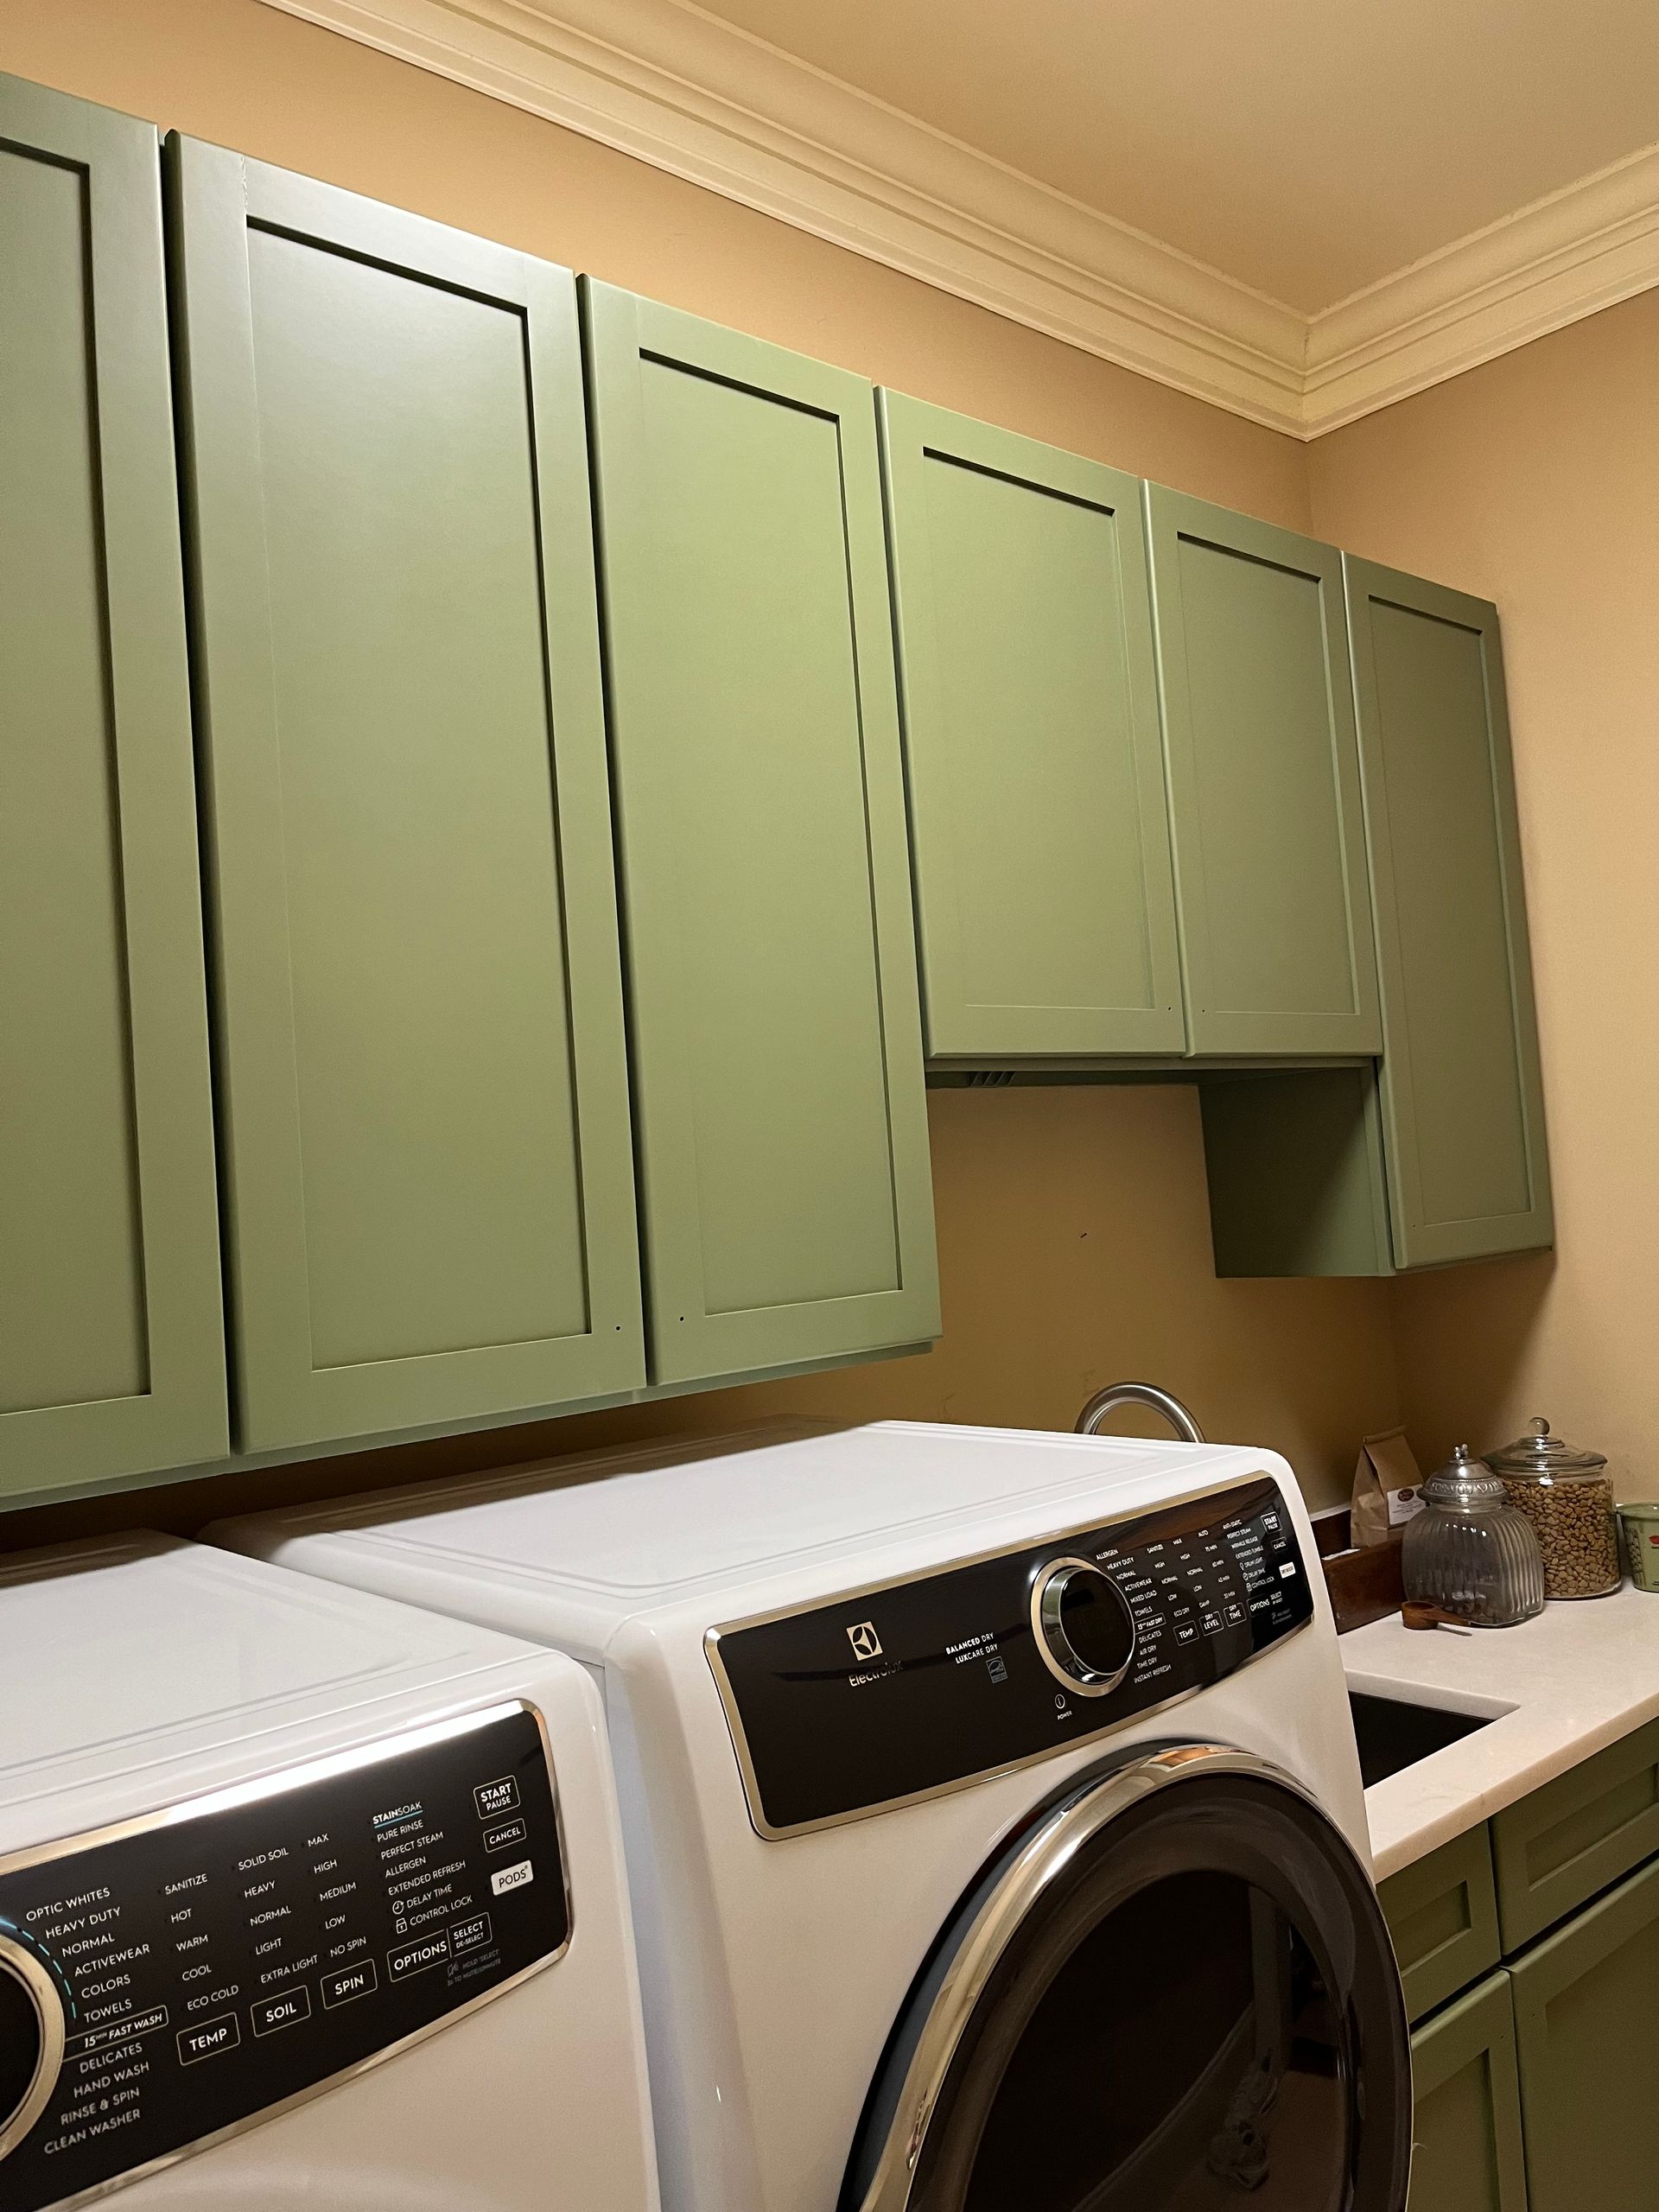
257;0;1659;439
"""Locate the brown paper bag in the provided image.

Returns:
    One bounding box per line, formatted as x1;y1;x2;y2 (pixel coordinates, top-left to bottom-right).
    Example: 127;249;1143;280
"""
1351;1427;1425;1548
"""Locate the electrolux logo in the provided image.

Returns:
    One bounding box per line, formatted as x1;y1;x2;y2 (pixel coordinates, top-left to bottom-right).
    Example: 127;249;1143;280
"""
846;1621;882;1662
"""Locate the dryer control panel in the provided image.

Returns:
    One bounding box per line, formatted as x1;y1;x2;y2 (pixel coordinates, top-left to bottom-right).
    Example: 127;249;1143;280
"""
0;1703;567;2210
709;1476;1313;1836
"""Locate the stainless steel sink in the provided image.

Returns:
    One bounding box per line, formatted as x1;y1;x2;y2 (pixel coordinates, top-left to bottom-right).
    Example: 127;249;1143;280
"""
1348;1689;1494;1788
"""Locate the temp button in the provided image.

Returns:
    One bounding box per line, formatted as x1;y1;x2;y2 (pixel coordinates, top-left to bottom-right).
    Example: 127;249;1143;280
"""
177;2013;240;2066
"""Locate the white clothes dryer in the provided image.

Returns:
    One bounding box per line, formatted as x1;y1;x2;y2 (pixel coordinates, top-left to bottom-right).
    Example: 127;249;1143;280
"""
211;1421;1411;2212
0;1533;659;2212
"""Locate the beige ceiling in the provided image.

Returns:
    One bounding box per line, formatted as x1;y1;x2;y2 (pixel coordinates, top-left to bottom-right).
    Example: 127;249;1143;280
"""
689;0;1659;312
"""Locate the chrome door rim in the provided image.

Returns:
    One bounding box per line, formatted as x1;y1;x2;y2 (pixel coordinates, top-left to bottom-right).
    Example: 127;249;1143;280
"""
852;1742;1366;2212
0;1936;62;2164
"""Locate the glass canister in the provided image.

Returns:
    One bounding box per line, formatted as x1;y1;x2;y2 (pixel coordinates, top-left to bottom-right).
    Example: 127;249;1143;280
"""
1401;1445;1546;1627
1485;1417;1619;1599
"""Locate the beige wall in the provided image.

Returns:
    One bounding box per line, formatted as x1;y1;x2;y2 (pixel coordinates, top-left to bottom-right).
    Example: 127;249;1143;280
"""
1309;290;1659;1492
0;0;1408;1552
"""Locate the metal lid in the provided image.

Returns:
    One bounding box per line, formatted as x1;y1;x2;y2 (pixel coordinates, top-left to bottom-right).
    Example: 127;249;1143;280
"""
1421;1443;1507;1508
1485;1416;1607;1479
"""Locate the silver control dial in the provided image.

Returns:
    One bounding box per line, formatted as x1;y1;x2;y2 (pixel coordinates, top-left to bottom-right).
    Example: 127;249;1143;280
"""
1030;1557;1136;1697
0;1937;63;2164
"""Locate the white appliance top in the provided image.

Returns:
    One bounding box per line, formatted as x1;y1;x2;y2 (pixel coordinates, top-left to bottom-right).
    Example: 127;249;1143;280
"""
0;1534;556;1847
213;1421;1273;1611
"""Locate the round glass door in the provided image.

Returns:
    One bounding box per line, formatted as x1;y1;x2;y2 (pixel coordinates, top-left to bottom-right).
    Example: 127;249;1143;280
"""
844;1747;1410;2212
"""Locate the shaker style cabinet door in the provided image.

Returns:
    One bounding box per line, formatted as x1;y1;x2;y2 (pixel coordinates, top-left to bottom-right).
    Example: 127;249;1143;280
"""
168;141;645;1452
879;394;1184;1059
1510;1853;1659;2212
1344;559;1552;1267
1146;489;1382;1057
583;285;939;1383
0;77;226;1503
1406;1974;1529;2212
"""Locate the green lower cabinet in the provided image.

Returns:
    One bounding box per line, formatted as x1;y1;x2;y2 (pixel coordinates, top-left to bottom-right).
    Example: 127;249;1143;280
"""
1381;1824;1503;2025
1510;1852;1659;2212
0;75;227;1505
583;284;939;1385
1491;1717;1659;1951
170;143;645;1452
1408;1974;1529;2212
878;391;1184;1060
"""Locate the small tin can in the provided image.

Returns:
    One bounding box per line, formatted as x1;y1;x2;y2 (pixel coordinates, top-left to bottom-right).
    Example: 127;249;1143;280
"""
1617;1501;1659;1592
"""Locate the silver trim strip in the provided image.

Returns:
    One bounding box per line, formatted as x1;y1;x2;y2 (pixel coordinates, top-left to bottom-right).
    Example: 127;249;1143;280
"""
0;1700;573;2209
854;1745;1330;2212
703;1471;1301;1839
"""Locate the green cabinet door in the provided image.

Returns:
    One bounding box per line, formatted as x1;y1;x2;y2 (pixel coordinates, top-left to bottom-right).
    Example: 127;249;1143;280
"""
878;393;1183;1059
1510;1851;1659;2212
583;284;938;1384
1146;488;1382;1058
1408;1973;1529;2212
168;141;644;1453
0;75;226;1505
1381;1821;1503;2024
1344;559;1552;1268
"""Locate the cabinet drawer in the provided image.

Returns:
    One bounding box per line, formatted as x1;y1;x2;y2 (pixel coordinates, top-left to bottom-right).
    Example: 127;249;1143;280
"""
1379;1825;1502;2022
1492;1718;1659;1948
1407;1972;1528;2212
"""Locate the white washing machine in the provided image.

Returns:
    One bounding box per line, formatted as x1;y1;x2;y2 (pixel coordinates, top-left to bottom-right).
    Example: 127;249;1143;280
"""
211;1421;1412;2212
0;1532;659;2211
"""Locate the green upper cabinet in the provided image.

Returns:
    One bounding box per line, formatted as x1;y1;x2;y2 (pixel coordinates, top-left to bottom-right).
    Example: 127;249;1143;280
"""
168;140;645;1454
1345;559;1552;1268
0;76;226;1503
1146;488;1382;1058
583;284;939;1384
878;394;1184;1060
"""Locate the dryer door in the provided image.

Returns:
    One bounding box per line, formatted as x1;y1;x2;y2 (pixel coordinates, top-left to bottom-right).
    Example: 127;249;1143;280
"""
843;1745;1410;2212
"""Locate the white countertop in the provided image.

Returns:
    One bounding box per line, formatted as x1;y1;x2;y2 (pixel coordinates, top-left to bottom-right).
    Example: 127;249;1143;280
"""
1343;1587;1659;1878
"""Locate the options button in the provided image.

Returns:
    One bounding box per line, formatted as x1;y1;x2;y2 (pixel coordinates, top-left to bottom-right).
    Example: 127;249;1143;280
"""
388;1932;451;1984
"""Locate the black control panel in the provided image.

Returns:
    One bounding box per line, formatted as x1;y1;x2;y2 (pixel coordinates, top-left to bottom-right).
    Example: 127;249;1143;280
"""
709;1477;1313;1835
0;1705;567;2210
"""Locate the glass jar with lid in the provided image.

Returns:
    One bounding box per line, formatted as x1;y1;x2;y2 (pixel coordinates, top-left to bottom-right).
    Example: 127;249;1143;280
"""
1484;1417;1619;1599
1401;1445;1546;1628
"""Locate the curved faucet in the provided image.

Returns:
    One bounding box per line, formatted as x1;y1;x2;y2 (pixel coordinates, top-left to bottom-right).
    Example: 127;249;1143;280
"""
1075;1380;1205;1446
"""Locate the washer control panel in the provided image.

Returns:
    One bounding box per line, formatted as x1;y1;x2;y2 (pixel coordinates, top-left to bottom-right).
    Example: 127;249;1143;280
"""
0;1704;566;2210
709;1476;1313;1836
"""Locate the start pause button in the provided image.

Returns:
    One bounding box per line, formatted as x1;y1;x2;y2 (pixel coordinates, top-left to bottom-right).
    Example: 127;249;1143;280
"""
474;1775;520;1821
